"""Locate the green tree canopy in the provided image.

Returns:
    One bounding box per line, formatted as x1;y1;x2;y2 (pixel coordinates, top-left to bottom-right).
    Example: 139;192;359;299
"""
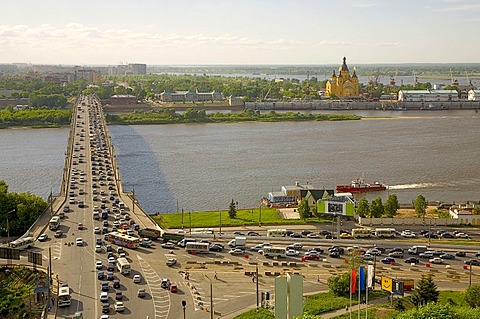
412;274;439;307
369;197;384;218
327;272;350;297
465;284;480;308
356;198;370;218
394;303;480;319
228;199;237;219
414;195;428;218
384;194;400;217
297;198;311;220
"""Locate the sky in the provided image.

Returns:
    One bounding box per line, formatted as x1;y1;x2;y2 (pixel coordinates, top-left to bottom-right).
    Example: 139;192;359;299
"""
1;0;479;65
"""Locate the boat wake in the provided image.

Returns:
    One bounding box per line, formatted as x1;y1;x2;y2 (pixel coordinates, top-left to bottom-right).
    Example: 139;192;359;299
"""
388;182;451;190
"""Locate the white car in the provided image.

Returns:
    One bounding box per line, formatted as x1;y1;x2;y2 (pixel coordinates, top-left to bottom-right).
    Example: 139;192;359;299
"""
115;301;125;312
229;248;245;255
94;227;101;234
286;249;299;257
100;291;108;302
133;274;141;283
108;256;115;264
76;238;84;246
429;257;444;264
96;261;103;269
95;245;102;253
456;233;469;239
388;251;403;257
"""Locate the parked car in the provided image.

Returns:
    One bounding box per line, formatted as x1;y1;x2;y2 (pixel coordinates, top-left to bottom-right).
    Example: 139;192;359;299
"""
247;231;260;236
166;258;177;267
137;288;146;298
405;257;419;264
388;251;403;258
429;257;444;264
456;251;467;257
381;257;396;264
465;259;480;266
38;234;48;242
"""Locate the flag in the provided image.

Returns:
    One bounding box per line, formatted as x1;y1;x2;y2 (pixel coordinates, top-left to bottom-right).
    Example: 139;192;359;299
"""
359;266;365;291
351;269;357;293
367;264;374;288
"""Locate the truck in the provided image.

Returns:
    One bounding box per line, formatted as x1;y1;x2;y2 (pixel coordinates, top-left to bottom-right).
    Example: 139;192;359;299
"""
186;242;210;254
138;228;162;240
408;245;428;255
228;236;246;248
177;238;196;248
161;232;184;243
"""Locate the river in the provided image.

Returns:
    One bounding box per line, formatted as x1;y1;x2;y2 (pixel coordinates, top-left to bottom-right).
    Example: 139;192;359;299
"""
1;110;479;214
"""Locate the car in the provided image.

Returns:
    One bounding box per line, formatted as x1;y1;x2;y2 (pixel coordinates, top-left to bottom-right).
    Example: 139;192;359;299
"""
100;291;108;302
96;261;103;270
388;251;403;258
95;245;102;253
161;278;171;289
304;254;320;260
38;233;48;242
288;243;303;250
108;256;115;264
209;244;223;252
405;257;420;264
366;249;382;256
465;259;480;266
429;257;444;264
54;230;63;238
286;249;299;257
329;251;340;258
339;233;352;239
424;232;438;239
106;245;112;252
94;227;101;234
107;271;114;281
362;253;375;261
113;279;120;289
78;223;84;230
432;250;446;256
307;233;320;238
419;251;434;259
161;242;176;249
250;244;265;252
289;232;302;238
456;232;469;239
166;258;177;266
310;247;324;254
78;201;84;208
233;231;245;236
456;251;467;257
441;233;454;238
97;271;105;280
301;230;312;236
170;284;178;293
229;248;245;255
96;238;103;245
386;247;404;254
137;288;146;298
247;231;260;236
63;206;70;212
101;302;110;314
76;238;84;246
115;290;123;300
381;257;396;264
440;253;455;260
133;274;141;283
115;301;125;312
101;281;109;292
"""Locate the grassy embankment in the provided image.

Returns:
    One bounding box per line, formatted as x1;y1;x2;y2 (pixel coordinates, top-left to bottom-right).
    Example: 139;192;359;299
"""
152;207;332;229
235;290;468;319
0;109;72;129
105;109;362;125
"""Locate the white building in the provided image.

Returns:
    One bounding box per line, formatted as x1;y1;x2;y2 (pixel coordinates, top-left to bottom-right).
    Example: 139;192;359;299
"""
468;89;480;101
398;90;459;102
159;90;223;103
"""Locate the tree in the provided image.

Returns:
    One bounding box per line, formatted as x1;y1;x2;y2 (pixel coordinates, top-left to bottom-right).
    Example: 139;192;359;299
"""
465;284;480;308
384;194;400;217
356;198;370;218
412;274;439;307
414;195;428;218
327;272;350;296
297;198;311;220
228;199;237;219
369;197;384;218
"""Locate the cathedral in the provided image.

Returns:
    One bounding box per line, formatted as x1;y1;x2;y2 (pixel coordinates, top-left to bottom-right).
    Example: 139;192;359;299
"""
326;57;360;98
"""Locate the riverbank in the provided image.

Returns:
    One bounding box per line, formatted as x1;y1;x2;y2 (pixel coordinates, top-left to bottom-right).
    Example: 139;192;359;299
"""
0;109;72;129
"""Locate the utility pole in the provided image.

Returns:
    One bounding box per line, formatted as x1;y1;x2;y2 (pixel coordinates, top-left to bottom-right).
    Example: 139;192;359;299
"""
259;204;262;227
470;263;473;287
181;208;184;229
132;187;135;215
210;280;214;319
189;211;192;235
219;210;222;235
256;265;259;308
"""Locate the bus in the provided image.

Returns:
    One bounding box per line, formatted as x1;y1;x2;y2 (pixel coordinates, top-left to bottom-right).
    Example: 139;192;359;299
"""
375;228;396;238
8;237;34;250
261;247;286;258
186;242;210;254
49;216;61;230
351;228;373;239
116;257;131;275
267;229;287;237
58;286;71;307
105;232;140;249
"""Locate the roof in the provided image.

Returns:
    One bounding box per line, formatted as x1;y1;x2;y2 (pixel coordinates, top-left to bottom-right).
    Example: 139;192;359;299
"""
282;184;316;192
341;57;349;72
300;189;335;201
111;94;136;98
399;90;457;94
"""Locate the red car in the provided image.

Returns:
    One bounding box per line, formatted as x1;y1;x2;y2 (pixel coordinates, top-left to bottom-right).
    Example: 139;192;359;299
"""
304;255;320;261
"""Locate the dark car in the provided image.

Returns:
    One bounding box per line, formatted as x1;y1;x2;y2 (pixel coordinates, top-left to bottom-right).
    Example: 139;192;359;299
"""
102;302;110;314
424;232;438;239
456;251;467;257
101;281;109;292
115;290;123;300
329;251;340;258
107;271;114;280
381;257;396;264
441;233;454;238
233;231;245;236
328;246;344;255
209;244;223;252
465;259;480;266
113;279;120;289
320;230;332;237
386;247;404;254
301;230;312;236
247;231;260;236
440;253;455;260
97;271;105;280
311;247;324;254
289;232;302;238
304;254;320;260
405;257;419;264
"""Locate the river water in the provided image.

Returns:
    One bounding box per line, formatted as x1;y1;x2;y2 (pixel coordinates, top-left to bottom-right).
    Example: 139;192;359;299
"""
1;110;480;214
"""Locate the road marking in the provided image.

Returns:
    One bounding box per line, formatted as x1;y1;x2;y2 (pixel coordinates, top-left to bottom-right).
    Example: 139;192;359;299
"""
137;255;170;319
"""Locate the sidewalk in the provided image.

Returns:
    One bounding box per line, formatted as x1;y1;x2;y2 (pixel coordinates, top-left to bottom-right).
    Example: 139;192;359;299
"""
321;296;389;319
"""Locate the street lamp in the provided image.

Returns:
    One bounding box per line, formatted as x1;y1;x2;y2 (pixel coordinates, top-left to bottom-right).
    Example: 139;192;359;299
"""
181;300;186;319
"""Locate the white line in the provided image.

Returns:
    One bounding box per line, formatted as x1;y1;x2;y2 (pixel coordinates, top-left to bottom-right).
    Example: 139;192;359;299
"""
137;255;170;319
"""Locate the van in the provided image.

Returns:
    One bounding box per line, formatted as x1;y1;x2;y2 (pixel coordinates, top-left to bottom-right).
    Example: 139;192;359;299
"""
177;238;196;248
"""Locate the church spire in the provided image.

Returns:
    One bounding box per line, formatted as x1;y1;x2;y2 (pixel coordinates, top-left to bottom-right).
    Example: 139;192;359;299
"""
352;67;357;78
341;56;349;72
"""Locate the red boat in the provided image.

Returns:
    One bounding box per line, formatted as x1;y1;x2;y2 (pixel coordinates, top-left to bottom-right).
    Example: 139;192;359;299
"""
336;177;387;193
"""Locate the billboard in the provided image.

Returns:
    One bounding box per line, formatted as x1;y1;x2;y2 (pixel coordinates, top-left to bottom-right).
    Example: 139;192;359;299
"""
0;248;20;260
381;276;406;296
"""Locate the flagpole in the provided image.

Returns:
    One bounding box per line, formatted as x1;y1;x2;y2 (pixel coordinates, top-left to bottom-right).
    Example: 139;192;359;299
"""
358;276;361;319
366;283;369;319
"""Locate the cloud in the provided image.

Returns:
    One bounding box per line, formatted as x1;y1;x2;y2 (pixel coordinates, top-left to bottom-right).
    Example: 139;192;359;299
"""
429;2;480;12
353;1;380;8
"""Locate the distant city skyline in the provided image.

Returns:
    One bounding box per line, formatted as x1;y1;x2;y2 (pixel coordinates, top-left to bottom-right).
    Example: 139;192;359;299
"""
1;0;479;65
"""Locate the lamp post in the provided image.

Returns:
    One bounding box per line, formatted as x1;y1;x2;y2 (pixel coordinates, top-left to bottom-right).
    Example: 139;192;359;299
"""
470;263;473;288
181;300;186;319
6;209;16;242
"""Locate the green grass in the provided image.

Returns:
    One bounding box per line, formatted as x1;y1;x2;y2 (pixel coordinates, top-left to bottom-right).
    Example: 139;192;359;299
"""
233;307;274;319
153;208;332;229
303;291;387;315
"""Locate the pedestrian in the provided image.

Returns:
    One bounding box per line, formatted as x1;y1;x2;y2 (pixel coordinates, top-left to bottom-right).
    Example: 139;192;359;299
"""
252;275;255;283
214;272;217;280
345;306;348;312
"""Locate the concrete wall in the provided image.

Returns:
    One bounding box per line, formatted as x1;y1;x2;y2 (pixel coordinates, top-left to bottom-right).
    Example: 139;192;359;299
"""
358;217;459;226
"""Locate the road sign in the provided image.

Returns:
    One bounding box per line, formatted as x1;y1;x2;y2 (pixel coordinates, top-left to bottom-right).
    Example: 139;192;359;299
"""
0;247;20;260
381;276;393;292
28;251;42;265
34;274;48;293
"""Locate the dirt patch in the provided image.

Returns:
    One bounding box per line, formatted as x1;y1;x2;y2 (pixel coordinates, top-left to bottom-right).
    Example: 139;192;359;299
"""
396;206;439;218
278;208;300;219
